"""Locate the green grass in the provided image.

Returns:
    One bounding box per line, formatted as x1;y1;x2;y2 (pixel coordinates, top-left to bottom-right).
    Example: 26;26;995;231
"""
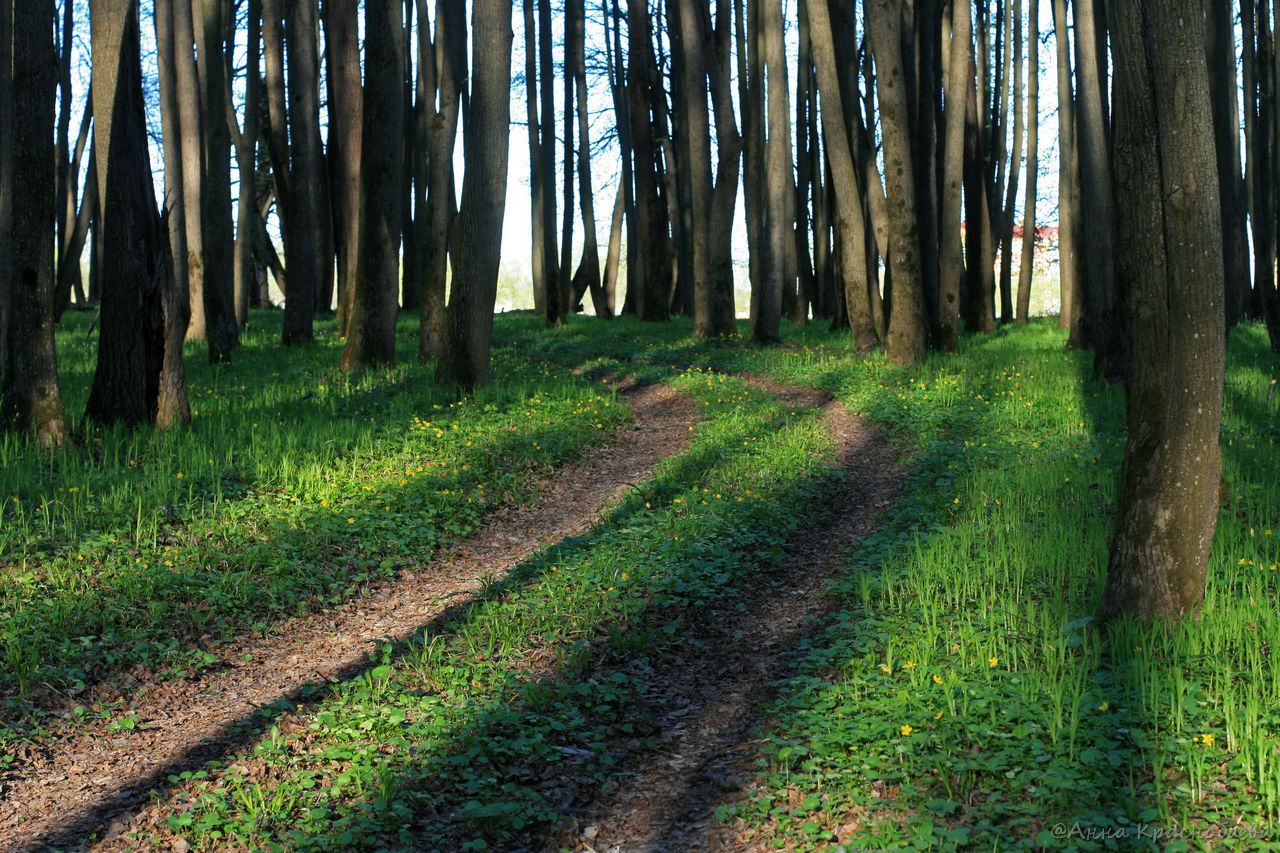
2;311;1278;851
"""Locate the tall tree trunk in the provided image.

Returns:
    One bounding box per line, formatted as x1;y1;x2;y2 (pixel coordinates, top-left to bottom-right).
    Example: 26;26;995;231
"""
55;95;95;318
537;0;563;324
3;0;70;444
325;0;362;337
750;0;788;343
1099;0;1224;622
1052;0;1083;339
628;0;671;321
87;0;189;428
0;0;10;392
938;0;970;351
1205;0;1248;332
436;0;512;388
568;0;605;316
673;0;718;335
603;178;625;316
1074;0;1123;381
173;0;206;342
997;0;1023;325
232;0;262;328
805;0;876;350
342;0;406;371
869;0;928;363
1016;0;1038;323
199;0;239;362
282;0;321;344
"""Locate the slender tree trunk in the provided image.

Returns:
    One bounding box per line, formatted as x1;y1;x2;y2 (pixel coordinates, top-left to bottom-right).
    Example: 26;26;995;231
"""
56;97;95;318
1074;0;1122;380
232;0;261;328
537;0;563;324
568;0;604;316
3;0;70;444
603;178;625;316
1099;0;1224;623
1016;0;1038;323
87;0;189;428
436;0;513;388
628;0;671;321
199;0;239;362
750;0;788;343
0;0;10;392
996;0;1023;325
282;0;321;344
1205;0;1248;331
172;0;206;342
938;0;970;351
1052;0;1083;338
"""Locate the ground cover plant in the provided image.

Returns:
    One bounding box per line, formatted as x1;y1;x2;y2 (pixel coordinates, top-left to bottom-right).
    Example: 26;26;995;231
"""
2;313;1278;851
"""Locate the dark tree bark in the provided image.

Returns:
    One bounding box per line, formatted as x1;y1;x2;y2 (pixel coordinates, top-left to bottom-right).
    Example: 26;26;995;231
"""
436;0;513;389
417;0;465;360
1205;0;1248;331
867;0;928;364
282;0;322;344
1099;0;1225;623
231;0;262;328
568;0;606;316
602;177;625;315
1074;0;1123;381
54;101;95;319
3;0;70;444
199;0;239;362
523;0;547;316
997;0;1023;325
0;0;10;393
749;0;789;343
627;0;671;321
537;0;564;324
86;0;189;429
1015;0;1038;323
341;0;406;371
325;0;362;338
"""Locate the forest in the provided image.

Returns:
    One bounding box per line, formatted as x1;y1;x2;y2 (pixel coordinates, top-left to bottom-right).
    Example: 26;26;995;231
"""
3;0;1280;847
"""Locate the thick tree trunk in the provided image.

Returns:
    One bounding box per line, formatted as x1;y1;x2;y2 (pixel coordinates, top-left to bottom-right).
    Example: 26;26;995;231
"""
87;0;189;428
436;0;512;389
868;0;928;364
172;0;206;342
627;0;670;322
1052;0;1083;338
537;0;563;324
3;0;70;444
1099;0;1224;623
750;0;788;343
1;0;13;390
341;0;405;371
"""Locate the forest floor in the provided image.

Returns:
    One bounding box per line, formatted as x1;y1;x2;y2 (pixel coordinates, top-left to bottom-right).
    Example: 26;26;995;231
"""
1;372;898;852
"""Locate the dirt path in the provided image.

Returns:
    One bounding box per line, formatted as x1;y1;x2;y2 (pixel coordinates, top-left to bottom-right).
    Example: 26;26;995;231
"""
544;383;901;853
1;382;700;853
2;375;900;853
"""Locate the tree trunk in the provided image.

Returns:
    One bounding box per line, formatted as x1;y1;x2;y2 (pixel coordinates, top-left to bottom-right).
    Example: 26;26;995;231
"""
1015;0;1038;323
172;0;206;342
87;0;189;428
997;0;1023;325
1052;0;1083;338
341;0;405;371
750;0;788;343
1074;0;1123;381
937;0;970;351
0;0;10;392
3;0;70;444
805;0;876;350
868;0;928;363
1205;0;1248;331
282;0;321;344
232;0;261;328
55;100;96;319
436;0;512;389
568;0;605;316
418;0;465;360
1099;0;1224;623
325;0;362;338
627;0;671;322
537;0;563;324
199;0;239;362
